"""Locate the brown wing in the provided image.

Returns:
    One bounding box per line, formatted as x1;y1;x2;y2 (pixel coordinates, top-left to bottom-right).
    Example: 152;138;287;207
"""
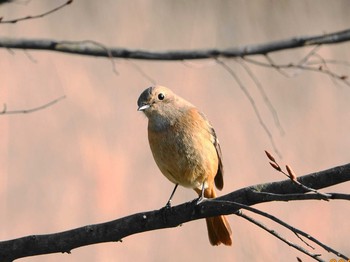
210;126;224;190
197;111;224;190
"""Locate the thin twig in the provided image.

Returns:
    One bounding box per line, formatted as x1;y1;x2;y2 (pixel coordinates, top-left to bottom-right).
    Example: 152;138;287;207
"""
236;58;285;135
61;40;119;75
243;57;350;87
301;65;350;87
308;52;348;88
265;54;291;77
236;210;324;262
0;96;66;115
250;191;350;202
283;45;324;78
0;0;73;24
288;173;331;199
127;60;156;84
23;49;37;63
212;199;349;260
216;58;282;158
307;59;350;67
297;45;322;67
265;151;331;199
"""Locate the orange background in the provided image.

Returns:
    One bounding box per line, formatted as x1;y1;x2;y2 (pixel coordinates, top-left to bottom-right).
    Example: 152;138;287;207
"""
0;1;349;261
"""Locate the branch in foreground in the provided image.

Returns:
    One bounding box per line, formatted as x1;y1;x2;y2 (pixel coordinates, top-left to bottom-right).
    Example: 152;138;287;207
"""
0;0;13;5
226;200;349;260
236;211;324;262
265;150;331;198
0;28;349;59
0;163;349;261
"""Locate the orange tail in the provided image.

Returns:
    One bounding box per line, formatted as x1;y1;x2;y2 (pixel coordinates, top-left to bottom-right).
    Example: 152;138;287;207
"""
206;215;232;246
196;187;232;246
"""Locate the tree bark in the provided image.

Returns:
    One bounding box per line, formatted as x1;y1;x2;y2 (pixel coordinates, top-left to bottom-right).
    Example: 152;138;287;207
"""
0;163;349;261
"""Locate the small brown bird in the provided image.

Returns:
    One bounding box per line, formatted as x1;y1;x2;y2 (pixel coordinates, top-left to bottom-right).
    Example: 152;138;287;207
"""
137;85;232;246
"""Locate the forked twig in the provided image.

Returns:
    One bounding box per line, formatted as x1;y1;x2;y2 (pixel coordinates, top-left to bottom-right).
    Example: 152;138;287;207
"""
265;150;331;199
243;54;350;87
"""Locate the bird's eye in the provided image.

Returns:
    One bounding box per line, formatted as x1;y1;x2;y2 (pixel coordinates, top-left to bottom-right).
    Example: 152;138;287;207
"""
158;93;165;100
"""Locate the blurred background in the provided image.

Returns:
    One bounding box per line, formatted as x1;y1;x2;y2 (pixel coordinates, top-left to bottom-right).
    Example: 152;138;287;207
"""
0;0;349;261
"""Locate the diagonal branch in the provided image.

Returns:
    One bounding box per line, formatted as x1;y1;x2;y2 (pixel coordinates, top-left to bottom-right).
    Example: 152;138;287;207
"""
220;200;349;260
0;0;73;24
216;58;282;158
0;163;349;261
0;29;349;59
236;58;285;136
236;211;324;262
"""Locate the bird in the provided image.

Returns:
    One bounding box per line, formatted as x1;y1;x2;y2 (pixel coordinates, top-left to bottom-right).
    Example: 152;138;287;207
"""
137;85;232;246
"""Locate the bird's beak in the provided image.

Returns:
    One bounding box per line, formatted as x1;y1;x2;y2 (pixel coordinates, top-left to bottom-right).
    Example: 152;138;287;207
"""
137;104;150;111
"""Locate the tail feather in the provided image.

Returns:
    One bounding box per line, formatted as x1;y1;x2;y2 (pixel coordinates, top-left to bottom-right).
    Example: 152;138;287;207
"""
206;215;232;246
195;186;232;246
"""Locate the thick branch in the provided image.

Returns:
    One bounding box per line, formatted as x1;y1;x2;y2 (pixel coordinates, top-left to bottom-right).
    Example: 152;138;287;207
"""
0;163;349;261
0;29;349;60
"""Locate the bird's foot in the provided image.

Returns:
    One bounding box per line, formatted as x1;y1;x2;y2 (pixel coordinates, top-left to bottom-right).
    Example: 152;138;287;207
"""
160;201;173;224
164;199;172;209
196;195;207;205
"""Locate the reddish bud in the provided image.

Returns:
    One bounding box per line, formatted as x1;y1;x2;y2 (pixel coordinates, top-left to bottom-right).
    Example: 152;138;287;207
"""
269;162;281;171
265;150;276;162
286;165;297;181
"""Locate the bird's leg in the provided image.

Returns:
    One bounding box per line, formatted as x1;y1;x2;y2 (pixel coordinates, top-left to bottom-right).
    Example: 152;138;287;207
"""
161;184;178;224
196;183;207;205
165;184;178;208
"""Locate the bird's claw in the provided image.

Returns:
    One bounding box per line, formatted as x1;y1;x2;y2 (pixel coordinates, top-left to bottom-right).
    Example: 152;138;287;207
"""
196;196;207;205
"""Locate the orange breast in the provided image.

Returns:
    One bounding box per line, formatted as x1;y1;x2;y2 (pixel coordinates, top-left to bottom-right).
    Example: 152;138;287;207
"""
148;108;218;190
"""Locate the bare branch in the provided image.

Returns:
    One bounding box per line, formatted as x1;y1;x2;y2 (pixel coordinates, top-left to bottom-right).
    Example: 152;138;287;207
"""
216;59;282;158
236;58;285;135
243;55;350;87
236;211;324;262
0;163;348;261
216;200;349;260
265;54;292;77
250;191;350;202
297;45;322;67
0;0;73;24
0;96;66;115
265;151;332;199
307;59;350;67
0;28;349;59
127;60;156;85
73;40;119;75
